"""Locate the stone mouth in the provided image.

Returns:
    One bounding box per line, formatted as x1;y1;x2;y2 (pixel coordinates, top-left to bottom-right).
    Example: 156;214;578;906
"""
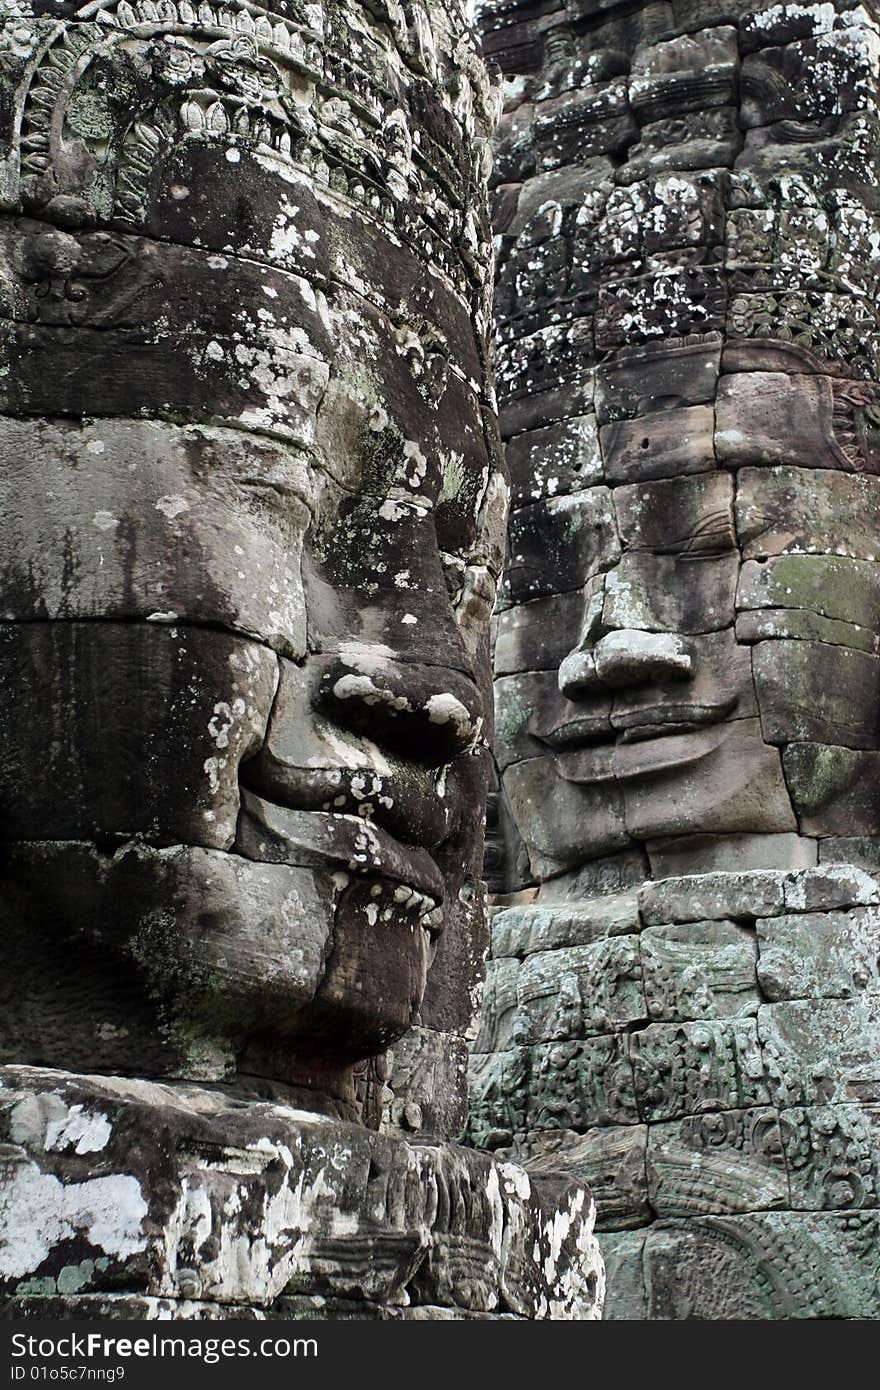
615;694;738;740
304;806;447;917
236;787;446;929
537;697;737;753
549;711;736;784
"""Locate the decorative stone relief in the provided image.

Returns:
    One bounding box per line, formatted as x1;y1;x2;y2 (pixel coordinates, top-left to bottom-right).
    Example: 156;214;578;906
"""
473;0;880;1319
0;0;604;1321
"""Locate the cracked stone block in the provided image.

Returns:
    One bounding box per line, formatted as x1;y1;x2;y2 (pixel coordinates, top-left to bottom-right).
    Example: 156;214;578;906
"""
646;1107;789;1216
736;608;877;652
641;919;760;1021
821;838;880;872
737;555;880;633
783;865;880;914
757;907;880;1001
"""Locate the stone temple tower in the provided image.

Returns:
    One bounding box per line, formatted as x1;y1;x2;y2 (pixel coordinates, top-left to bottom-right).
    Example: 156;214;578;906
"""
472;0;880;1318
0;0;604;1320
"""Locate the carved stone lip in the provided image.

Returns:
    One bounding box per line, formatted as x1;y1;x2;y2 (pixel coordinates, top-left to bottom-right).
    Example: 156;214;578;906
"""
236;787;447;916
613;718;731;779
537;698;736;752
313;808;447;912
615;695;738;739
552;715;733;784
534;712;613;749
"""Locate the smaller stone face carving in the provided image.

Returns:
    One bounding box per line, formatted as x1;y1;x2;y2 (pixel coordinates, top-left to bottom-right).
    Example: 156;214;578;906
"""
474;0;880;1322
483;0;880;895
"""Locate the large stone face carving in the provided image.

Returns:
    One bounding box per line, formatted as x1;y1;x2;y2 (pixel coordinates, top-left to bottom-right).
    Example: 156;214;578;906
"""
0;0;504;1105
472;0;880;1318
0;0;604;1320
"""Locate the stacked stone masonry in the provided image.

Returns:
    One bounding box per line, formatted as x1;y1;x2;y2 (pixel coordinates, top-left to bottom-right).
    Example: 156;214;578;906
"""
0;1067;603;1320
473;0;880;1318
471;865;880;1318
0;0;605;1321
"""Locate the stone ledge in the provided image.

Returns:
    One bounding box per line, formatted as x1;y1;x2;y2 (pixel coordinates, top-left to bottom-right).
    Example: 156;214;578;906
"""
0;1066;603;1322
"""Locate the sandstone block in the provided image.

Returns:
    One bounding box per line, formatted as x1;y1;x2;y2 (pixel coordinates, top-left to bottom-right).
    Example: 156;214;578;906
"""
641;920;760;1021
630;1017;769;1123
754;640;880;748
758;907;880;1001
646;1107;789;1216
639;870;788;925
513;937;645;1044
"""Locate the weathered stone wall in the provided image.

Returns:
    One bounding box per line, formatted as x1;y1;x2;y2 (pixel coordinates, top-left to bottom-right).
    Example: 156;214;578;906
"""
0;0;605;1321
472;0;880;1317
1;1067;603;1319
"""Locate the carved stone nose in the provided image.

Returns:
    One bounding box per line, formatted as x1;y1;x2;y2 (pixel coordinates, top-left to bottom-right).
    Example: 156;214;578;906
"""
558;630;693;698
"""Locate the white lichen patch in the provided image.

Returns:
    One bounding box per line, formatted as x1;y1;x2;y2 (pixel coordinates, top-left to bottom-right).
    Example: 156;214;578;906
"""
43;1105;112;1156
0;1165;147;1281
154;494;189;520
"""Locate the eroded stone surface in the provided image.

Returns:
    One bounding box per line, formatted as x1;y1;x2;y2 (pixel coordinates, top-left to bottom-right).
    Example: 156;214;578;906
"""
0;0;604;1323
475;0;880;1321
0;1067;604;1321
